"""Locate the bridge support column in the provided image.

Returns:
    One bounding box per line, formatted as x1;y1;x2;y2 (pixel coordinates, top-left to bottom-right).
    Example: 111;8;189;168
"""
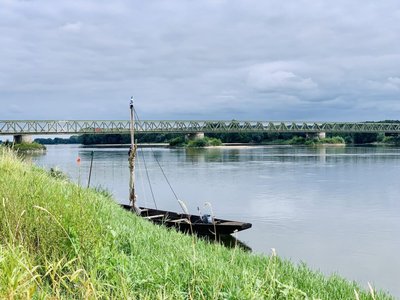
306;132;326;139
13;134;33;144
187;132;205;140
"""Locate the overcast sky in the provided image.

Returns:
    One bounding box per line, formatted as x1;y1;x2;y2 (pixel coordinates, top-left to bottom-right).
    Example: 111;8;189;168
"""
1;0;399;121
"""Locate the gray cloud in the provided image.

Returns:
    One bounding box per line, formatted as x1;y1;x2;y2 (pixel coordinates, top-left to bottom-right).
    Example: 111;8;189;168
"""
0;0;399;121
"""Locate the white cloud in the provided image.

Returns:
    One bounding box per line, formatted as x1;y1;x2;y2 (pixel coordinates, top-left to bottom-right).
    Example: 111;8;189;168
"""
60;22;82;32
247;64;318;92
387;77;400;90
364;76;400;92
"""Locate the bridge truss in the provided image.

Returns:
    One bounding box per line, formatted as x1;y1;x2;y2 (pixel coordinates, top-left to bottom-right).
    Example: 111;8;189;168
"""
1;120;400;135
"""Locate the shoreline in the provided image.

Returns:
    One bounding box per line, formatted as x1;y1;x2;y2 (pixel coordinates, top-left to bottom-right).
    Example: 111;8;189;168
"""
68;142;347;148
34;141;400;150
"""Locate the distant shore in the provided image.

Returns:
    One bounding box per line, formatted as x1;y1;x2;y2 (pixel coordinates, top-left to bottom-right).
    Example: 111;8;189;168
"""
60;142;348;148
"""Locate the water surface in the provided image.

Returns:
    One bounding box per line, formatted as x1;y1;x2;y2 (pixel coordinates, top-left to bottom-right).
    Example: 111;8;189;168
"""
30;144;400;297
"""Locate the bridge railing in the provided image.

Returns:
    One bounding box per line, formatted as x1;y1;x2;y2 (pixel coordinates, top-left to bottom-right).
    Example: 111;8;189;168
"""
1;120;400;135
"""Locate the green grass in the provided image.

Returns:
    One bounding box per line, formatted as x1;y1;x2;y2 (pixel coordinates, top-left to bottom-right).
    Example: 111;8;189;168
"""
3;142;47;152
169;136;187;147
0;147;393;299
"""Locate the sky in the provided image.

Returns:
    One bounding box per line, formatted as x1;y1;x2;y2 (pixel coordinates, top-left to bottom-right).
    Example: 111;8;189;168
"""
1;0;400;121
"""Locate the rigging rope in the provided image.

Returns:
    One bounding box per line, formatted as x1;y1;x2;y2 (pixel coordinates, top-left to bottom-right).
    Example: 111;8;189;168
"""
139;146;158;209
133;108;180;202
136;150;149;208
152;152;179;201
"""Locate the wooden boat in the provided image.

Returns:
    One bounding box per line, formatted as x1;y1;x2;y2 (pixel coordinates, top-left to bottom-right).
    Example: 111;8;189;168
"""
126;97;252;236
121;204;252;236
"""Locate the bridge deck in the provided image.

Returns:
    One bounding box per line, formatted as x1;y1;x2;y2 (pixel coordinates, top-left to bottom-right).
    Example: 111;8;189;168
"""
1;120;400;135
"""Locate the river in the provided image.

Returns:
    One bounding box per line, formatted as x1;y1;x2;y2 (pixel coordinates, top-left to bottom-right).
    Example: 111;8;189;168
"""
29;144;400;297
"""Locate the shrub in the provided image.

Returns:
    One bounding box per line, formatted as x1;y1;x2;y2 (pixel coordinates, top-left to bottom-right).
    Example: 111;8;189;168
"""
208;138;223;146
169;136;186;147
304;139;317;146
383;136;400;145
288;136;306;145
344;136;353;144
321;136;345;144
187;137;223;148
9;142;46;152
187;138;208;148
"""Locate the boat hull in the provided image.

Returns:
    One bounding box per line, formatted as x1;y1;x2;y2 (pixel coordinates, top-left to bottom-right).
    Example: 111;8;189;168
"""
121;205;252;236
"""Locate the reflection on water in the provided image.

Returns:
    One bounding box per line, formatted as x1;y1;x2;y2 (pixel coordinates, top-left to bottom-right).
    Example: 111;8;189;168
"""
185;147;243;163
216;234;252;252
30;144;400;297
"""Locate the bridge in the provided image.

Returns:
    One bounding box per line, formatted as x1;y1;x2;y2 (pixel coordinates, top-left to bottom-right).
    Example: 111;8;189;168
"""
1;120;400;142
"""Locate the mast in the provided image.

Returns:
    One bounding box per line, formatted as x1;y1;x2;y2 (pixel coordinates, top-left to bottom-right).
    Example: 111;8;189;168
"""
129;96;139;214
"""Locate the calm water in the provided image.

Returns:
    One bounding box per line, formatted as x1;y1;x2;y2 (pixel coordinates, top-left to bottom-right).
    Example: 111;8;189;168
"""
30;144;400;297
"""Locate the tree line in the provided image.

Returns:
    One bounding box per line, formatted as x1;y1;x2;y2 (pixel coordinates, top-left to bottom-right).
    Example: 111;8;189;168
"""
34;131;400;145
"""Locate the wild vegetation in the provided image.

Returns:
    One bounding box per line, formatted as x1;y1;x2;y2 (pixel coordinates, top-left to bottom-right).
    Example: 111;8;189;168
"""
1;141;46;152
0;147;394;299
169;136;223;147
287;136;346;146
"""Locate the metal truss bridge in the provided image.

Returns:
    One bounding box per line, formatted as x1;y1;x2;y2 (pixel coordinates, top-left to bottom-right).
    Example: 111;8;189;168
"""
1;120;400;135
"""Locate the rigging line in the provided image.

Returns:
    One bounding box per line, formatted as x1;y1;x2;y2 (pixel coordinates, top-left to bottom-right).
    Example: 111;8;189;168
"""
133;108;180;202
152;151;179;201
139;146;158;209
136;149;149;208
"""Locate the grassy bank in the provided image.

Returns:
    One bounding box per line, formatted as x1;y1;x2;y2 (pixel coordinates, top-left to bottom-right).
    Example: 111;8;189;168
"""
0;148;392;299
2;141;47;152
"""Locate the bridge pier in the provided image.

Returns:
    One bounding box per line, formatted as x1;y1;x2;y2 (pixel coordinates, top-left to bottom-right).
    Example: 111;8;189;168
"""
187;132;205;140
13;134;33;144
306;132;326;139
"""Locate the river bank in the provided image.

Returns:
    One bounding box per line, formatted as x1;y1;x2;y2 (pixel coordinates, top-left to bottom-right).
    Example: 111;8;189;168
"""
0;147;393;299
1;141;47;152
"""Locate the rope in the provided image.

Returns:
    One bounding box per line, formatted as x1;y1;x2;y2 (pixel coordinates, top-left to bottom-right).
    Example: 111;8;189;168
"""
139;147;158;209
134;108;180;202
152;152;179;201
136;149;148;208
132;107;156;208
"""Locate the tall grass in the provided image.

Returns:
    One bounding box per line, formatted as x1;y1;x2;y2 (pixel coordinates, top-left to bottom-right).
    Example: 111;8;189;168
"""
0;147;393;299
7;142;46;152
